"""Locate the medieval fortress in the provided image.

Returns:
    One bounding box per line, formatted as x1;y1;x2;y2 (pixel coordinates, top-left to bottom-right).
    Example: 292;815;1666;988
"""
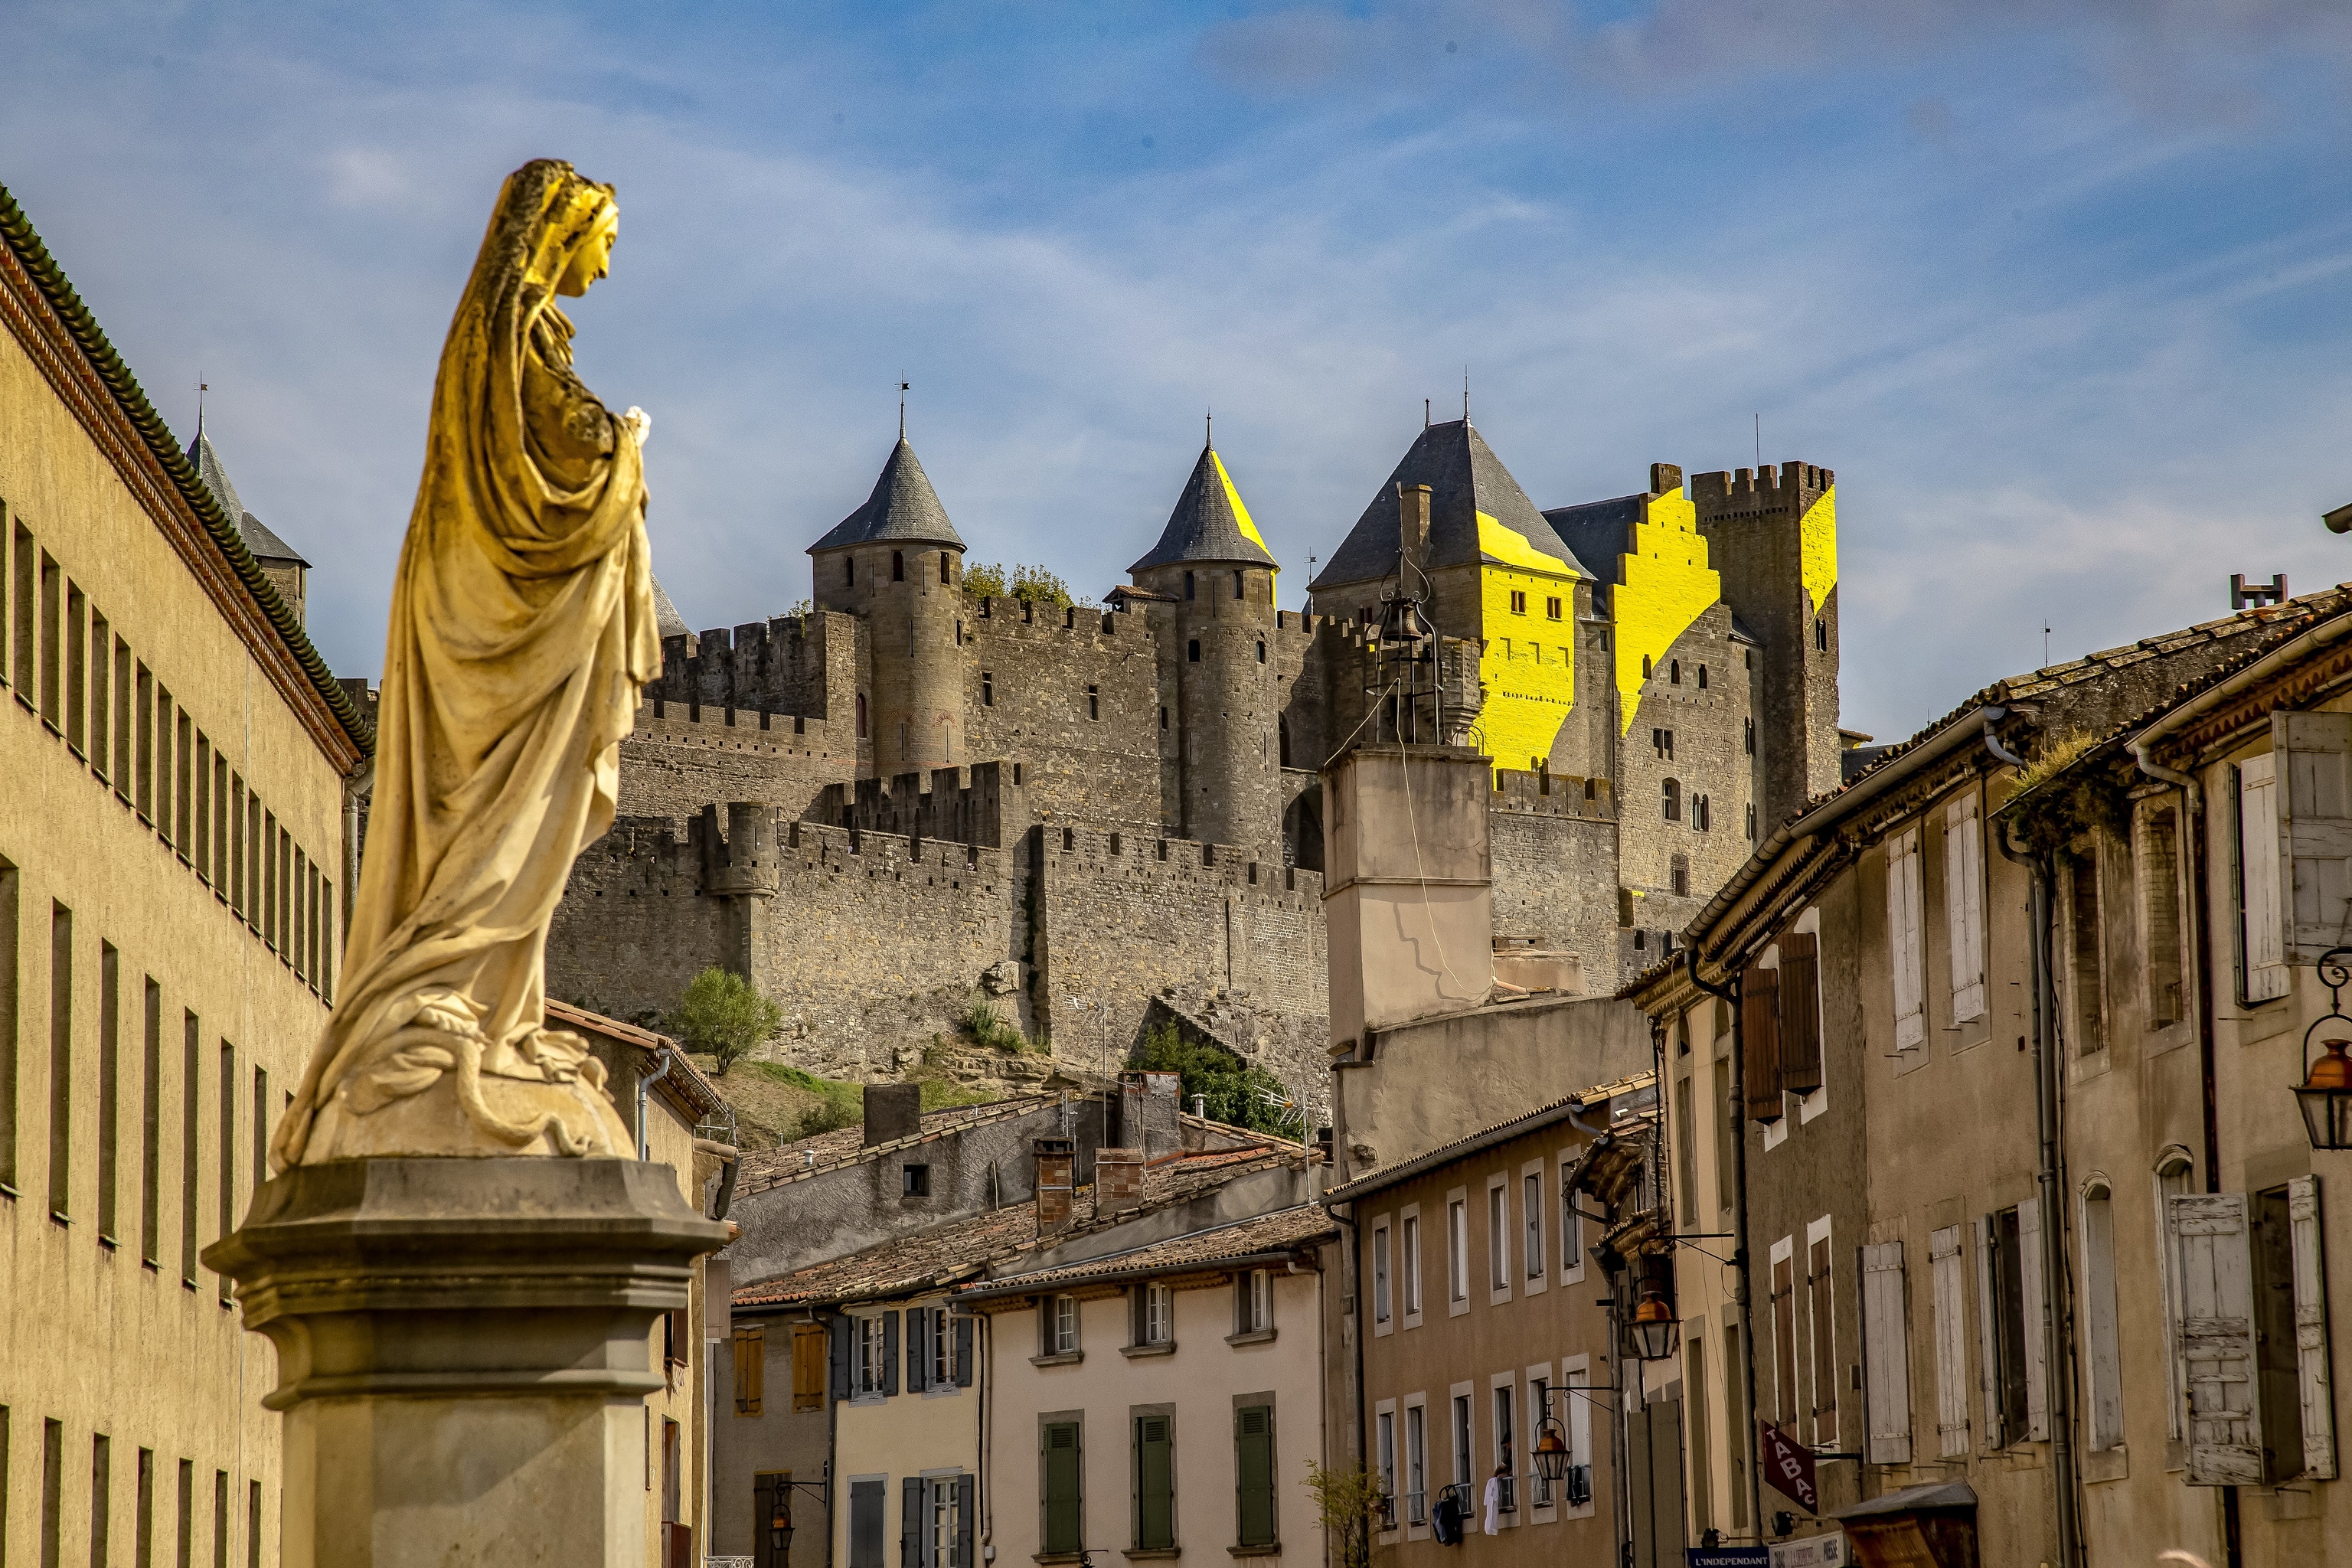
542;419;1844;1093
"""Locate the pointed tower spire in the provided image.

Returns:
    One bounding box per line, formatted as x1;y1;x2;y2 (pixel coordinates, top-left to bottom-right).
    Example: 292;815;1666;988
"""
808;436;964;554
1129;436;1276;574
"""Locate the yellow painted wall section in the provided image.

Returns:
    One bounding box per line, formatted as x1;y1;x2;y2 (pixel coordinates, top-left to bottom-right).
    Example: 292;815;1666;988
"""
1801;484;1838;616
1612;487;1720;736
1472;511;1577;775
1215;451;1275;591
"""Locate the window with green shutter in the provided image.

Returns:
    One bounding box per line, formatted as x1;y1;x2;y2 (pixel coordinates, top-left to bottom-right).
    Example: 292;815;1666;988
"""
1135;1416;1174;1550
1234;1405;1276;1547
1044;1422;1084;1553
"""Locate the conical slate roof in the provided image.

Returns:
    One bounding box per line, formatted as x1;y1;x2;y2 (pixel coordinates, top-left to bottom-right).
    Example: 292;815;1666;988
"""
1129;443;1276;574
650;576;690;639
1308;419;1586;593
808;438;964;554
187;423;309;568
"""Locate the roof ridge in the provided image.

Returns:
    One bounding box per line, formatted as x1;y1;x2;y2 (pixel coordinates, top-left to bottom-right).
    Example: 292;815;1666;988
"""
0;183;371;753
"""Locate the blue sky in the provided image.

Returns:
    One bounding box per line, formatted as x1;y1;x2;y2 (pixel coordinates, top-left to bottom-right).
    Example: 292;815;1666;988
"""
7;1;2352;742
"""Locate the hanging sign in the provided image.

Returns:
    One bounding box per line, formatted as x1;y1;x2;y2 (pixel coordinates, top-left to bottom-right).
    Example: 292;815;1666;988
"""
1759;1419;1819;1513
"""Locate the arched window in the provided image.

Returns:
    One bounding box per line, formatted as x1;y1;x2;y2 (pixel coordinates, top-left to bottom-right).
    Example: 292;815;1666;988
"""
1697;664;1709;690
1256;639;1266;664
1663;779;1681;822
1642;654;1653;679
892;550;904;582
940;553;952;585
2081;1181;2123;1452
1697;795;1711;832
1670;659;1681;685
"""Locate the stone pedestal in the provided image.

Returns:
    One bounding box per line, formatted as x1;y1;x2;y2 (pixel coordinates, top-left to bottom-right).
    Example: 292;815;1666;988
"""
202;1157;729;1567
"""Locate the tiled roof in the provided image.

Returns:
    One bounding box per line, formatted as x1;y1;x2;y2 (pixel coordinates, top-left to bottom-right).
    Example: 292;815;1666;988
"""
732;1145;1297;1309
1323;1069;1656;1204
1129;443;1278;573
732;1094;1060;1199
542;998;727;1124
0;182;369;751
809;437;964;553
1310;420;1589;592
961;1202;1337;1296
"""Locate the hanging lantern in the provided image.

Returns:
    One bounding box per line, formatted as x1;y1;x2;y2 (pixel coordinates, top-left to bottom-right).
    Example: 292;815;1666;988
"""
1629;1282;1680;1362
2297;1036;2352;1151
770;1499;793;1555
1532;1415;1572;1483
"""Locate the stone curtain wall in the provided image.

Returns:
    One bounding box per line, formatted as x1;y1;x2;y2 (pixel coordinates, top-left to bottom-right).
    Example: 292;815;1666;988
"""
961;599;1164;831
1486;767;1625;989
615;704;858;822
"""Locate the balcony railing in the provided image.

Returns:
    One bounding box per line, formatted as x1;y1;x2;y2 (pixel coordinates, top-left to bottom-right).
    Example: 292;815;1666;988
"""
1403;1488;1427;1525
1495;1476;1516;1514
1563;1465;1593;1508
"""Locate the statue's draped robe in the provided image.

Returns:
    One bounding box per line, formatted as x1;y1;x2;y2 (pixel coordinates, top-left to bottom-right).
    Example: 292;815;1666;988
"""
274;164;655;1168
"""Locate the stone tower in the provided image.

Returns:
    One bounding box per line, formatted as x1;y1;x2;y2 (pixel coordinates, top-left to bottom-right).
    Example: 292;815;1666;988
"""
1129;440;1282;852
809;438;967;772
1690;461;1841;832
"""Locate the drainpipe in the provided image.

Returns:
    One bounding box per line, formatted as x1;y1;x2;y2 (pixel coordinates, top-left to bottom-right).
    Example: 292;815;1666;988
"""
1685;947;1762;1544
1993;808;2082;1568
1315;1184;1370;1563
2130;740;2239;1566
637;1045;675;1161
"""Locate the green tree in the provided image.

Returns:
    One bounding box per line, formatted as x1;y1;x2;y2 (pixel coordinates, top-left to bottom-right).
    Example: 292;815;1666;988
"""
666;966;783;1076
1008;563;1073;609
1300;1461;1382;1568
1132;1023;1301;1137
962;561;1008;599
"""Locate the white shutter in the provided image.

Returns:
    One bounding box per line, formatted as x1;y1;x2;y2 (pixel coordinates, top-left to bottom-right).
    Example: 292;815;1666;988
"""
1860;1241;1912;1464
1945;795;1985;1022
2275;711;2352;962
1974;1214;2004;1450
1929;1227;1970;1457
2288;1176;2337;1479
2241;755;2291;1002
2019;1197;2050;1441
2169;1192;2267;1485
1890;829;1926;1050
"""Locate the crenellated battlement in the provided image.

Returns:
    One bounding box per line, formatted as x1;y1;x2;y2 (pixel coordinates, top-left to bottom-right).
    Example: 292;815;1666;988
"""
629;700;843;753
1688;460;1834;510
815;760;1023;851
1490;765;1615;820
1040;820;1323;904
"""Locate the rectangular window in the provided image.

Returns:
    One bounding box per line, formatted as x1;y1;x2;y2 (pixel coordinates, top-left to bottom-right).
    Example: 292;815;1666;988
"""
1376;1410;1396;1521
1524;1173;1543;1279
113;639;132;802
1402;1214;1423;1318
933;1306;959;1387
9;519;32;691
87;611;109;778
1685;1344;1712;1534
48;902;72;1220
1372;1223;1392;1324
854;1313;896;1397
180;1013;200;1285
1860;1241;1913;1465
1723;1325;1749;1530
733;1325;766;1415
1770;1248;1796;1426
2145;808;2186;1027
1041;1421;1083;1553
2250;1186;2308;1478
99;942;119;1241
1808;1233;1838;1445
1508;590;1526;616
2067;848;2105;1054
1491;1385;1515;1509
1404;1403;1427;1524
1929;1226;1969;1456
66;581;86;753
1235;1404;1276;1547
214;1469;228;1568
175;708;191;857
38;550;60;725
1713;1059;1733;1214
1447;1197;1468;1302
1674;1076;1697;1219
217;1042;235;1301
135;665;154;822
1887;828;1926;1049
1236;1269;1270;1334
920;1475;966;1568
2082;1187;2124;1452
1052;1294;1079;1354
1778;930;1822;1096
194;735;211;884
1135;1413;1174;1550
251;1067;268;1197
1488;1184;1508;1291
1086;685;1099;722
142;982;162;1265
2238;754;2290;1001
1559;1160;1583;1282
1545;596;1562;620
41;1418;64;1567
1944;792;1986;1022
1450;1394;1472;1488
136;1448;154;1568
1981;1207;2032;1446
792;1321;827;1411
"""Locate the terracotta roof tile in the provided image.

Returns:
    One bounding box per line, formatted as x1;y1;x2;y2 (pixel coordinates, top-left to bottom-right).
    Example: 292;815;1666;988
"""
962;1203;1338;1295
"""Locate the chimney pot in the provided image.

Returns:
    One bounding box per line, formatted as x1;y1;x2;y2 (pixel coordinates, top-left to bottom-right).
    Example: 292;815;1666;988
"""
861;1083;922;1147
1096;1147;1145;1210
1396;483;1433;574
1032;1137;1076;1234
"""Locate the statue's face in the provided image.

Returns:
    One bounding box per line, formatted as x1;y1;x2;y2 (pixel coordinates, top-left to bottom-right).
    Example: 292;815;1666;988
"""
555;214;618;298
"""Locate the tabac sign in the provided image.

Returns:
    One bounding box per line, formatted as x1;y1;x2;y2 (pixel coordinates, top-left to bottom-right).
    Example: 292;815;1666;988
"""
1759;1419;1818;1513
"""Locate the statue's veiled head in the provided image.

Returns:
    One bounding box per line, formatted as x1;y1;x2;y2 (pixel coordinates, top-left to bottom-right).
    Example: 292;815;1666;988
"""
470;158;621;310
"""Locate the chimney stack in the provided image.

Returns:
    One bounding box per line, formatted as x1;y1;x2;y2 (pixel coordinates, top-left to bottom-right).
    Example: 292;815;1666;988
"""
1118;1069;1183;1159
1396;483;1432;577
1095;1147;1145;1210
862;1083;922;1147
1033;1137;1075;1234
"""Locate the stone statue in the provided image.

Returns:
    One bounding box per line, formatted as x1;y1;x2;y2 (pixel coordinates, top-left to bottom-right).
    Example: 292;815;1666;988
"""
273;158;655;1166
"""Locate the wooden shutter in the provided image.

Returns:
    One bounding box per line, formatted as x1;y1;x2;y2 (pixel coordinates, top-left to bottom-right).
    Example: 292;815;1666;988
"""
734;1326;765;1416
830;1314;853;1401
1779;933;1822;1096
1740;965;1782;1122
2276;712;2352;960
882;1311;900;1396
1044;1423;1083;1553
2169;1193;2268;1485
1973;1215;2004;1450
1929;1227;1969;1457
2018;1198;2049;1441
1136;1415;1175;1550
907;1308;931;1394
2288;1176;2337;1478
1945;794;1985;1021
795;1323;828;1412
903;1476;923;1568
956;1314;975;1388
1860;1241;1911;1464
851;1478;886;1568
2241;756;2291;1001
1888;828;1926;1050
1771;1254;1797;1426
1809;1236;1839;1443
1235;1405;1276;1547
957;1476;975;1568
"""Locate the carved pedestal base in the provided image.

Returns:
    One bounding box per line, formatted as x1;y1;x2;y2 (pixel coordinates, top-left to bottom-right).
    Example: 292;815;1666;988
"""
202;1157;728;1568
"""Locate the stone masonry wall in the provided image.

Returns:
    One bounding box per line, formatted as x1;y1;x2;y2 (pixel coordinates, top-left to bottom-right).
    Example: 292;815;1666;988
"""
1486;766;1622;990
616;702;857;821
961;598;1163;831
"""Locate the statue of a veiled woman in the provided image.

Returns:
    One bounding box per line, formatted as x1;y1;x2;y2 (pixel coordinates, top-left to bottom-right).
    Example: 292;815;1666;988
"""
272;159;655;1167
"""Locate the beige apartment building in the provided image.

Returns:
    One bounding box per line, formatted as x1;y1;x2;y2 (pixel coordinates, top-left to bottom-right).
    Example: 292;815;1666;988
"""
0;185;370;1564
1632;587;2352;1567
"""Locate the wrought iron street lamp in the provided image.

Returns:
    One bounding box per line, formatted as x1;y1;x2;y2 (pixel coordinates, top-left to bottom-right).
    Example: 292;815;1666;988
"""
1532;1415;1572;1484
770;1501;792;1557
1629;1283;1680;1362
2297;949;2352;1152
